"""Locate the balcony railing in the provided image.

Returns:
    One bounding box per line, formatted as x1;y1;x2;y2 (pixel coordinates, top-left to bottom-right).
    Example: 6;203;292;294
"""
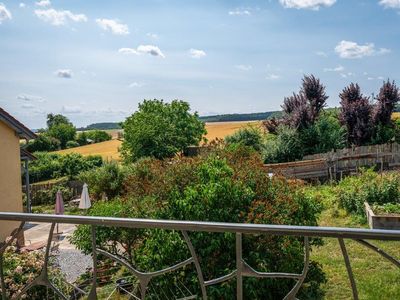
0;212;400;299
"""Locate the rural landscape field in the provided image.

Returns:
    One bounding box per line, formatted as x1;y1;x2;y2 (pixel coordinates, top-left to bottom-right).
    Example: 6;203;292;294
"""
55;121;261;160
2;0;400;299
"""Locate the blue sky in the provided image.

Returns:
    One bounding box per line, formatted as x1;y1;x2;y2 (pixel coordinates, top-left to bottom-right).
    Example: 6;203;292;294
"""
0;0;399;128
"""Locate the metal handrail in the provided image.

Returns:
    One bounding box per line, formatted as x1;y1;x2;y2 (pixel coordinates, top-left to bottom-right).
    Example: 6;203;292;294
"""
1;212;400;300
1;212;400;240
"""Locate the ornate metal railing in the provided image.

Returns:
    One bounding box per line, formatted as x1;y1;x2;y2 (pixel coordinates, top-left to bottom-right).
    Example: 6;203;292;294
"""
0;212;400;300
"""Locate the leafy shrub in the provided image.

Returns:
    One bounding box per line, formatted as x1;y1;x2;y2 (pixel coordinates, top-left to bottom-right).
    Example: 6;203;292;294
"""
337;169;400;217
86;130;112;143
3;244;70;299
28;152;103;183
28;181;74;205
225;126;264;151
372;203;400;215
78;162;129;200
263;125;303;163
71;146;325;299
371;123;395;145
26;134;61;152
300;111;346;155
29;152;63;183
58;153;102;180
66;140;80;149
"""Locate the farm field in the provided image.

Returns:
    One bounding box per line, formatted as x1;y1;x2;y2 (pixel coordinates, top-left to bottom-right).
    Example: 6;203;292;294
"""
55;121;262;160
56;139;123;161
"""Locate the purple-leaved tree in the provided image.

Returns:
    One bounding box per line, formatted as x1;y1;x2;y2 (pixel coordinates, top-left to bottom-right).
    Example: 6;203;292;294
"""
339;83;373;146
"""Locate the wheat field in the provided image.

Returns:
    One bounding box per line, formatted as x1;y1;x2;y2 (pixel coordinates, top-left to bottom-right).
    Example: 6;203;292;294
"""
55;121;262;161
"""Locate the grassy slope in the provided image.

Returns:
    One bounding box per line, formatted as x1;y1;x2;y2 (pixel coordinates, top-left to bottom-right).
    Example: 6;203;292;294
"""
309;185;400;300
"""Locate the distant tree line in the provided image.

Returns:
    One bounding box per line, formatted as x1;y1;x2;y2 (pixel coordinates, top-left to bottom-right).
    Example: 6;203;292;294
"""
199;111;282;122
26;114;112;152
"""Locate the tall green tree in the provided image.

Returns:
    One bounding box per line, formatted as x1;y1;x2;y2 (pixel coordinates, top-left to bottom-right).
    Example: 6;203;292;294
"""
46;114;76;149
121;99;206;162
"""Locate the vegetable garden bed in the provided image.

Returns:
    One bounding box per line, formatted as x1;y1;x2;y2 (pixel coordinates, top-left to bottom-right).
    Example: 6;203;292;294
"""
365;202;400;230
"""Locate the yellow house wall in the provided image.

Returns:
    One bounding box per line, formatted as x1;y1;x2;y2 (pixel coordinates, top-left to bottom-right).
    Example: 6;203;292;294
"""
0;121;23;242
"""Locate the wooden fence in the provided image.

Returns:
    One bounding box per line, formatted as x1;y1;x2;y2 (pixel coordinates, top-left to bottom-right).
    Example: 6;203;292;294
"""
264;143;400;181
22;180;83;206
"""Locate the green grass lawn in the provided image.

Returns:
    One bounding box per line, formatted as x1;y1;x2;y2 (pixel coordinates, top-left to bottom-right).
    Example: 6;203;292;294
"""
309;184;400;300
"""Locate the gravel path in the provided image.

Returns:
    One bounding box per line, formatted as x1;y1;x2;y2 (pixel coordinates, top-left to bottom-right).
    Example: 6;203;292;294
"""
56;248;93;283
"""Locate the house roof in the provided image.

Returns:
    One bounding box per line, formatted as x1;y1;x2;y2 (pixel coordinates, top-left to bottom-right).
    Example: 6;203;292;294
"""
20;148;37;161
0;107;37;140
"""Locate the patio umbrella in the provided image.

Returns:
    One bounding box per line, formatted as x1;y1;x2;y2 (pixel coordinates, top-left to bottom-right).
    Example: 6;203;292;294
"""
79;183;91;209
55;190;64;234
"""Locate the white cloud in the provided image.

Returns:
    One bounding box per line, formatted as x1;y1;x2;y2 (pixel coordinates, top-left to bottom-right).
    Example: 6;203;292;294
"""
379;0;400;9
147;32;158;39
189;48;206;59
96;18;129;35
0;3;12;24
55;69;73;78
340;72;354;78
377;76;385;80
228;9;251;15
128;82;144;88
118;45;165;58
19;3;26;8
35;0;51;7
17;94;44;102
21;103;35;109
323;65;344;72
235;65;252;71
279;0;336;10
334;40;390;59
315;51;328;57
61;105;82;114
35;9;87;26
266;74;281;80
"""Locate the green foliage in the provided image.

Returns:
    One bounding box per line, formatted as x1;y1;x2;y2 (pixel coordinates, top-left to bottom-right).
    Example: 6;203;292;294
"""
371;123;395;145
337;169;400;217
59;153;103;180
71;146;325;299
48;123;76;149
47;113;70;128
76;131;89;146
200;111;282;122
26;134;61;152
28;181;74;205
121;99;206;162
3;244;70;299
85;130;112;143
225;126;264;152
29;152;64;183
300;111;346;155
78;162;128;200
29;152;103;183
263;125;303;163
66;140;80;148
372;203;400;214
45;113;77;149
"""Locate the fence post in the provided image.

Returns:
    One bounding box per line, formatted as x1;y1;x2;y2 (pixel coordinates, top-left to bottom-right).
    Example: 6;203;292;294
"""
236;233;243;300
